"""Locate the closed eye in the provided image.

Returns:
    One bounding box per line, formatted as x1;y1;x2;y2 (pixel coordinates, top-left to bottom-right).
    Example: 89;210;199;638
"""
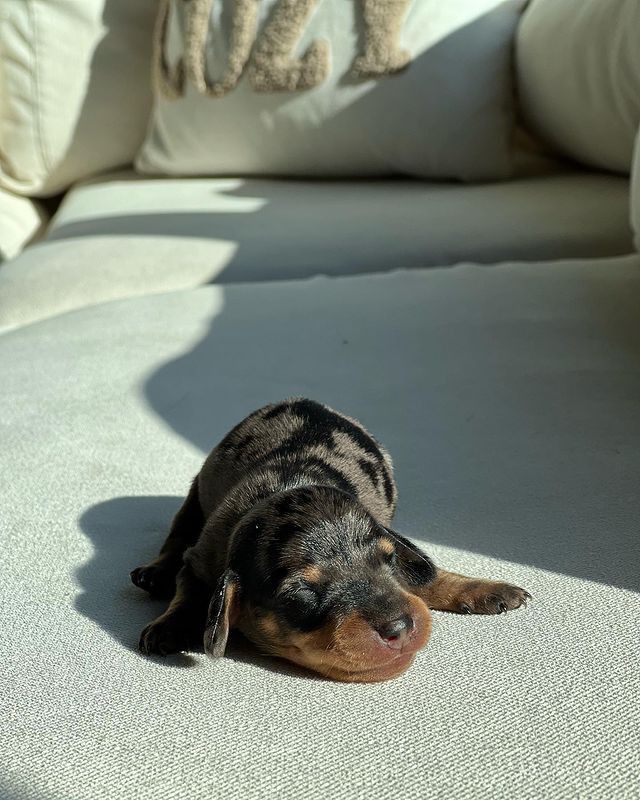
290;584;321;608
277;581;327;632
277;579;322;607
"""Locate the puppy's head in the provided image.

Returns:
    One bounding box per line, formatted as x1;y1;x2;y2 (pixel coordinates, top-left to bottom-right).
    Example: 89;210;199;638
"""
204;486;435;682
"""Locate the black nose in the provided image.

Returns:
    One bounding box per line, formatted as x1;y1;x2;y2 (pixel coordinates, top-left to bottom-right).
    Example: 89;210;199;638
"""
376;614;414;648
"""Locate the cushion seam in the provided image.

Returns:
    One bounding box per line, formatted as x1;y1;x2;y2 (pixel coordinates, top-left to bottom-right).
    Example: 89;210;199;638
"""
29;0;50;175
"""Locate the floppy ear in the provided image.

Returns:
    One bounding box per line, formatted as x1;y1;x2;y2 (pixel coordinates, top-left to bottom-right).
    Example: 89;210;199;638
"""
387;530;437;588
203;569;240;658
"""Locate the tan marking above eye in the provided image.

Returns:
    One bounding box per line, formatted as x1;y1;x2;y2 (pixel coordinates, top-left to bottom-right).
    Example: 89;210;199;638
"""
259;612;280;638
377;538;395;556
300;564;324;584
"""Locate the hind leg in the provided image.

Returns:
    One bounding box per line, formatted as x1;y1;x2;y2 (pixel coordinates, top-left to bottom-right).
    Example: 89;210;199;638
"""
418;570;531;615
131;478;204;599
393;534;530;615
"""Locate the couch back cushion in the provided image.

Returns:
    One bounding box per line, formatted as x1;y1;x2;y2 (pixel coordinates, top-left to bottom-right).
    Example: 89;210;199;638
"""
517;0;640;174
136;0;525;182
0;0;157;197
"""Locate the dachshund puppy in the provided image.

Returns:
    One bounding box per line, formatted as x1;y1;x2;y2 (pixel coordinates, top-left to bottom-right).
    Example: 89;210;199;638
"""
132;399;529;682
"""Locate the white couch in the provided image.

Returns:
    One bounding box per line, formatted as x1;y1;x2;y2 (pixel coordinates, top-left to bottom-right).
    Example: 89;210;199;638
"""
2;1;639;799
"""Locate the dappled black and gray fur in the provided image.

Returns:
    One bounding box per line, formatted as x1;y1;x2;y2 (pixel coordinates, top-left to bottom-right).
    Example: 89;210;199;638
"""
131;398;529;681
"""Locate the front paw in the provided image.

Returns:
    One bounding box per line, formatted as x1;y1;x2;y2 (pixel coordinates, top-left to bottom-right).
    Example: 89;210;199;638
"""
139;614;197;656
130;563;176;600
459;582;531;615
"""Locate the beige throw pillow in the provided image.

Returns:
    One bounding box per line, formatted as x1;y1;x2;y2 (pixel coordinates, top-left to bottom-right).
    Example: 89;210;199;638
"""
0;0;157;196
517;0;640;173
137;0;525;181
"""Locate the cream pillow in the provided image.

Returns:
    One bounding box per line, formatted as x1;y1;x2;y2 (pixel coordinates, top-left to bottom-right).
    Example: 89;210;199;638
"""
137;0;525;181
517;0;640;173
0;0;157;196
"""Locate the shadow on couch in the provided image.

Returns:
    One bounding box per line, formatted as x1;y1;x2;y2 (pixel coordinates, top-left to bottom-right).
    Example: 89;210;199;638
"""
74;282;640;667
77;494;323;678
77;495;197;667
139;266;640;594
73;257;640;674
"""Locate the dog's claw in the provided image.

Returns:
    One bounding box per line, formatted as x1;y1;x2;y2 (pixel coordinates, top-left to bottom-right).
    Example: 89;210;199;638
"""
131;567;148;589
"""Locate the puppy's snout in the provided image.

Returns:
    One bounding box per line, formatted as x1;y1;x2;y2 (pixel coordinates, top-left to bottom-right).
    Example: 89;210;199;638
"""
376;613;414;649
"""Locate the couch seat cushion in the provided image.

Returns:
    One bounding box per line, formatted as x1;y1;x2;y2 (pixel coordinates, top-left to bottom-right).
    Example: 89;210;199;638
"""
0;171;633;330
2;258;639;799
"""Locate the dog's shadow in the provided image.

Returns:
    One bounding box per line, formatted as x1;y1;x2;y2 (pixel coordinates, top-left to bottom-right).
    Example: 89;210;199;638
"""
76;495;320;678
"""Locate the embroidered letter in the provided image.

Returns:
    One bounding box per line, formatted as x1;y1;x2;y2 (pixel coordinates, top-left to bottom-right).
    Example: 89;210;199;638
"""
351;0;411;78
248;0;329;92
184;0;261;97
153;0;413;101
154;0;185;99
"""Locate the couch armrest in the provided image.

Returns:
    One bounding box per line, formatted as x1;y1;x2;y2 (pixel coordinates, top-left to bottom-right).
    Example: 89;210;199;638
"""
0;187;48;261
